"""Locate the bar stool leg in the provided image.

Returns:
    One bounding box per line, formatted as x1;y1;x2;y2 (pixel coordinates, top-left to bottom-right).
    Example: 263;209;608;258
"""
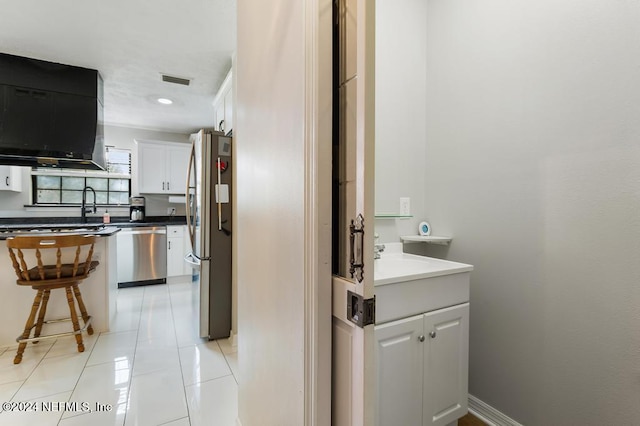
65;286;85;353
33;289;51;344
72;284;93;335
14;289;44;364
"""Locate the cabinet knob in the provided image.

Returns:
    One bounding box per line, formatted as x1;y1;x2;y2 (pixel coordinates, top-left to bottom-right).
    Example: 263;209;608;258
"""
418;335;425;342
429;331;437;339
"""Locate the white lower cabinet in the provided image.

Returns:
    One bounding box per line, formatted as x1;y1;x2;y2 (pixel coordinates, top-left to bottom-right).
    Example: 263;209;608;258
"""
167;225;188;277
375;303;469;426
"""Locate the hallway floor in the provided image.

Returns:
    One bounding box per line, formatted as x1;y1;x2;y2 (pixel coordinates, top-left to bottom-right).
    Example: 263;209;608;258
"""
0;279;238;426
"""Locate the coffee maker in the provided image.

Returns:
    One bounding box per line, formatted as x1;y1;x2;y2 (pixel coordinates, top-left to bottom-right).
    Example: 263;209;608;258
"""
130;196;145;222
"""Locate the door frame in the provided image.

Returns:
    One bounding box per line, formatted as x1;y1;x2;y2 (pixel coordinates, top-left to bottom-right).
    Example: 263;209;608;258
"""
302;0;334;425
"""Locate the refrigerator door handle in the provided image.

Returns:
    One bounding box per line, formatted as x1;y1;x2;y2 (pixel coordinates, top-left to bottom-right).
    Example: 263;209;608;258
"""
185;141;197;250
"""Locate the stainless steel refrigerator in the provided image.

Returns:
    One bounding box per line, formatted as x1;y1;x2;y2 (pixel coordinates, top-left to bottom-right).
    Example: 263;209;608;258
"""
185;129;232;340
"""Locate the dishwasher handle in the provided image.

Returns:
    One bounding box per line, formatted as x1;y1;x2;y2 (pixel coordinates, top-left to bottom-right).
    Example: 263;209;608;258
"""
120;229;167;236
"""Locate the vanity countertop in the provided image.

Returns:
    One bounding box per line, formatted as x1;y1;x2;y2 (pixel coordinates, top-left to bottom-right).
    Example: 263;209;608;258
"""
374;242;474;324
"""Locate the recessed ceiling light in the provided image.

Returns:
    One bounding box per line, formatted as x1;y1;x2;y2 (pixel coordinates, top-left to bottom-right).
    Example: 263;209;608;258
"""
157;98;173;105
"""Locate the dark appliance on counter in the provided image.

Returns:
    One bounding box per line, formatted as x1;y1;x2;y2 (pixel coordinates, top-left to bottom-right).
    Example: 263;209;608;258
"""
184;130;232;340
0;52;105;170
130;196;145;222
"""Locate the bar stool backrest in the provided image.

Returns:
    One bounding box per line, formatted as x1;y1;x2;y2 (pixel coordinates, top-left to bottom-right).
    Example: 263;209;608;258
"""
6;234;98;285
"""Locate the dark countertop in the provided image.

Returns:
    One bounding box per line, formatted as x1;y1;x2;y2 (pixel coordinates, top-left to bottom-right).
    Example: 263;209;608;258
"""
0;216;186;227
0;225;121;240
0;216;187;240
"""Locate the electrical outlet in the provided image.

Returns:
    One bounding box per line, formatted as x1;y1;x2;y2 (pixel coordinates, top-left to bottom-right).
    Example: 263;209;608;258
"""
167;207;176;215
399;197;411;216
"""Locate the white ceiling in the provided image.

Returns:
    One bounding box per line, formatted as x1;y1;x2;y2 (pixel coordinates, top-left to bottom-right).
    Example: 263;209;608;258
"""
0;0;236;134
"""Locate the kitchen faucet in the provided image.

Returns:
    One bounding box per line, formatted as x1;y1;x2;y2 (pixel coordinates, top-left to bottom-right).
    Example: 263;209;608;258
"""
81;186;96;223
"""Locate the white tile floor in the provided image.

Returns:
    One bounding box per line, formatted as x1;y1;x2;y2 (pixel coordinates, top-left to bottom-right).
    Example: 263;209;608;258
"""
0;279;238;426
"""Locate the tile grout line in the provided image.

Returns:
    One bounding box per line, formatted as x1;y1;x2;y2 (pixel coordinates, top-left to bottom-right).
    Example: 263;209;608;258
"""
122;285;146;426
219;343;238;386
168;280;194;425
9;339;56;403
58;286;143;425
56;332;103;425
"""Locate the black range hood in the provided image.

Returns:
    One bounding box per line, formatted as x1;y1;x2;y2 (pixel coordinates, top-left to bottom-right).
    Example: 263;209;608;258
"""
0;53;105;170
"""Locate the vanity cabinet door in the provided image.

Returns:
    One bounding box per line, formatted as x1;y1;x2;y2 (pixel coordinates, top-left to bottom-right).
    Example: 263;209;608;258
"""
422;303;469;426
375;314;424;426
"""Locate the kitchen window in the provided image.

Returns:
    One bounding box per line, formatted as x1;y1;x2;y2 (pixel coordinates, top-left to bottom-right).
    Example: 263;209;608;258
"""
31;147;131;206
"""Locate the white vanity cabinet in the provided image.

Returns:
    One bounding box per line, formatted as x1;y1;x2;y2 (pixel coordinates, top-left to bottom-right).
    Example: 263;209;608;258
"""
376;314;424;426
167;225;189;277
137;141;190;194
375;303;469;426
0;166;22;191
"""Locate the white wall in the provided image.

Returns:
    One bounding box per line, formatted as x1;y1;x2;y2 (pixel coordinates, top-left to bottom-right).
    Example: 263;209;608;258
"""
421;1;640;424
374;0;428;242
0;125;190;218
236;0;332;425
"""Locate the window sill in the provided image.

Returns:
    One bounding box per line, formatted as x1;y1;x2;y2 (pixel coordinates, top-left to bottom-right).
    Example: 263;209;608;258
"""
23;205;131;215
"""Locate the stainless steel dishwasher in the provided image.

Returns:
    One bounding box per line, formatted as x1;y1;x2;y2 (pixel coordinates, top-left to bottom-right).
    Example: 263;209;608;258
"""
116;226;167;288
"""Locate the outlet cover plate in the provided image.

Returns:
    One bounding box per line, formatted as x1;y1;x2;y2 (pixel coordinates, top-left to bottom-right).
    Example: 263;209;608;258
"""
399;197;411;216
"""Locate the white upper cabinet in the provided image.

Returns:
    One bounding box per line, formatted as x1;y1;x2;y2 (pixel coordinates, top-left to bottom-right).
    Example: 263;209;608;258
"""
223;87;233;133
213;70;233;134
0;166;23;192
137;140;191;194
166;145;191;194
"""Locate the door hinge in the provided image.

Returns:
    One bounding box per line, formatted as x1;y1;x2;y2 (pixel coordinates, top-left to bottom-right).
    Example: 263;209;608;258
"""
347;290;375;327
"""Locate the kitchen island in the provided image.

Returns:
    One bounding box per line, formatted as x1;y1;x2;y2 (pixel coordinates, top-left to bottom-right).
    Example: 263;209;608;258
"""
0;226;119;348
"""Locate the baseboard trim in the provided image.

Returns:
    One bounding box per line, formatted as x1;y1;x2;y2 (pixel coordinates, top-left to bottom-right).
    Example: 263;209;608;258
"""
228;330;238;348
468;395;523;426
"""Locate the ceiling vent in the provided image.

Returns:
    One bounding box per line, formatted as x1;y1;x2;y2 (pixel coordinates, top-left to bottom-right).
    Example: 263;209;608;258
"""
161;74;191;86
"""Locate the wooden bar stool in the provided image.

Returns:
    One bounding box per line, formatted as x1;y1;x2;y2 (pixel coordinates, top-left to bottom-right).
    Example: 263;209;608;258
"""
6;234;99;364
